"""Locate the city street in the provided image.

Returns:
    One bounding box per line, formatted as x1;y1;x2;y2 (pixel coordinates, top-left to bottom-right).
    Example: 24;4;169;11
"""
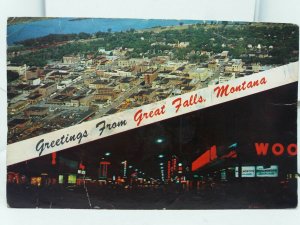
7;179;297;209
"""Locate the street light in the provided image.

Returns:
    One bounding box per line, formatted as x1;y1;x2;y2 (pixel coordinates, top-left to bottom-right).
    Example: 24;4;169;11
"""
229;143;238;148
105;152;111;156
156;138;164;144
158;154;164;158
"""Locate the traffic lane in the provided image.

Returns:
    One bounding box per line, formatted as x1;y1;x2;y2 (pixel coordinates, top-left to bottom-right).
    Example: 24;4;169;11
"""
6;180;297;209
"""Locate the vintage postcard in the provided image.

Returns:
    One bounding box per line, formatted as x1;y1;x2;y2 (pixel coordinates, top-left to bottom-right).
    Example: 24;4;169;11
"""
6;18;298;209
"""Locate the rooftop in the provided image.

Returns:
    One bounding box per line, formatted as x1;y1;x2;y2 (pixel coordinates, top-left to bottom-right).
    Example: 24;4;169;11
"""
91;80;110;85
106;108;118;114
71;96;86;101
25;106;48;112
53;95;69;101
137;89;154;95
182;86;193;91
120;77;133;83
7;92;21;100
61;86;77;94
40;82;55;89
28;93;43;100
8;118;29;127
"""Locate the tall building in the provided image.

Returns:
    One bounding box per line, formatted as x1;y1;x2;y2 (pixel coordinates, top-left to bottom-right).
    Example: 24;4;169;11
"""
144;68;158;85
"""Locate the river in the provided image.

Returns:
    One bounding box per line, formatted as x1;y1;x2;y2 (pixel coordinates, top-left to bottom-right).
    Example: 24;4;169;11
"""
7;18;203;45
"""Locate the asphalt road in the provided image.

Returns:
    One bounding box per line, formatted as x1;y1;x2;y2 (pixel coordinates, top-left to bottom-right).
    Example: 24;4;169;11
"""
7;181;297;209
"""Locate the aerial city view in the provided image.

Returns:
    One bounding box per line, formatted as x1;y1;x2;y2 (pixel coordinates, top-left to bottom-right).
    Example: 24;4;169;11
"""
6;18;298;209
7;18;298;144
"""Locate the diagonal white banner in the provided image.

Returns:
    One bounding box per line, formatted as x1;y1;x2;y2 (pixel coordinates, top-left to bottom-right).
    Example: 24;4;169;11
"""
7;62;298;166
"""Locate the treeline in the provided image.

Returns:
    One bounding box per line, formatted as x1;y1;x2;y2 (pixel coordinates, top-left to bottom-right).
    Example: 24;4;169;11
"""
15;32;93;47
15;31;117;47
10;23;299;67
10;40;103;66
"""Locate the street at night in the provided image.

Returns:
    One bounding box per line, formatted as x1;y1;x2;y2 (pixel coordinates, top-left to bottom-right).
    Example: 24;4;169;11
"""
7;179;297;209
7;82;298;209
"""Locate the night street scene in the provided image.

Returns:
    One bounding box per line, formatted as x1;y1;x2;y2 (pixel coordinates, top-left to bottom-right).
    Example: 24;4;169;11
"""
7;82;298;209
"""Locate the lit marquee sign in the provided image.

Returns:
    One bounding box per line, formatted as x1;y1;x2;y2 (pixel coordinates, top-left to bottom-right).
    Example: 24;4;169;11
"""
240;166;256;177
235;166;255;177
235;165;279;178
256;165;278;177
241;166;255;177
191;145;217;171
192;144;238;172
78;170;86;175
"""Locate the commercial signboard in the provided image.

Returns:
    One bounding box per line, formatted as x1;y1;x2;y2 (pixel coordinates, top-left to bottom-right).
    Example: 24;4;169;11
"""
256;165;278;177
235;166;256;178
